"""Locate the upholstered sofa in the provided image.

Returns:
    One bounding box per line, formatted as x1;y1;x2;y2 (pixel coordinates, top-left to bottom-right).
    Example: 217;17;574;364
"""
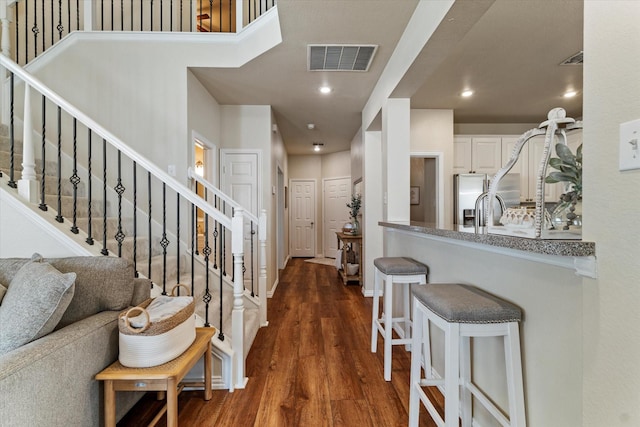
0;255;151;426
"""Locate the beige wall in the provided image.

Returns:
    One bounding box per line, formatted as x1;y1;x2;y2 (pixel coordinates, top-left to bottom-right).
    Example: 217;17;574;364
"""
410;109;454;224
582;2;640;426
288;151;350;257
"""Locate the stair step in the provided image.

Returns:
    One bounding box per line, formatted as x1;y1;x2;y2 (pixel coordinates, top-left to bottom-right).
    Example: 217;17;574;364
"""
105;236;160;261
0;153;58;177
44;194;104;218
75;216;132;238
0;134;22;151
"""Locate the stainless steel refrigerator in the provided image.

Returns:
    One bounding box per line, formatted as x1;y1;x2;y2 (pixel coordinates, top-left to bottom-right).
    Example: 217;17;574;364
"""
454;173;521;226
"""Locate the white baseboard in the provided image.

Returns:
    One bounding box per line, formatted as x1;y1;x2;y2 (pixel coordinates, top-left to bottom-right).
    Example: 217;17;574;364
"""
267;278;279;298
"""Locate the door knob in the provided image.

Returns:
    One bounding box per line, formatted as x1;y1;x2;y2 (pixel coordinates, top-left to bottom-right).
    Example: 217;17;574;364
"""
310;222;314;226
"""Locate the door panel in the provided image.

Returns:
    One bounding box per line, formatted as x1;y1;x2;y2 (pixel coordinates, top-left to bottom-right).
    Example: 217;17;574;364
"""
290;180;315;257
323;177;350;258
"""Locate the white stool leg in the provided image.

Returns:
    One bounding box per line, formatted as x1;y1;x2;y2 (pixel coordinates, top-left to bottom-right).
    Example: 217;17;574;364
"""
444;321;460;427
460;335;472;427
504;322;526;427
408;300;424;427
404;281;412;351
371;268;381;353
383;274;393;381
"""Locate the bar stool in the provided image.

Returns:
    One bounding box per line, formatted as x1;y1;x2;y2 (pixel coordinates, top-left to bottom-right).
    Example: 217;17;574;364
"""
371;257;428;381
409;283;526;427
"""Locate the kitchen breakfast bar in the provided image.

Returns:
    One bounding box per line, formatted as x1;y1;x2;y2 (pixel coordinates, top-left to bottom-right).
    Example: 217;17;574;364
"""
379;220;595;427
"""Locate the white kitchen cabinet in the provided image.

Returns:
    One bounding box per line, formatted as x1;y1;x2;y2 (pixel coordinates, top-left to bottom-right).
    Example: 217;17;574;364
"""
453;136;502;174
500;134;569;203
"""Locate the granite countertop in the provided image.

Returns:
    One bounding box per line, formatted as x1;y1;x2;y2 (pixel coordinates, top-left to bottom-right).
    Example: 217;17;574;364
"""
379;221;595;257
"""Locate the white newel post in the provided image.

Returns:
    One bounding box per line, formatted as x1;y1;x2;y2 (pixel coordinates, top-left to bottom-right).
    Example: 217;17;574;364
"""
18;84;39;203
258;209;268;326
83;0;94;31
235;0;244;32
231;208;247;389
0;0;10;125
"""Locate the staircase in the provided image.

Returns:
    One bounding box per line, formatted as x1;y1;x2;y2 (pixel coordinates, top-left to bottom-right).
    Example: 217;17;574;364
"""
0;58;267;391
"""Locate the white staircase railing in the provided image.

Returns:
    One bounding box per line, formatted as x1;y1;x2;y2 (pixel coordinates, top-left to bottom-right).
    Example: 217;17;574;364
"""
0;53;265;389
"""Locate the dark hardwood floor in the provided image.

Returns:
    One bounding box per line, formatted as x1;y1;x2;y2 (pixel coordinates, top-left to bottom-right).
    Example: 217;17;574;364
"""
118;258;439;426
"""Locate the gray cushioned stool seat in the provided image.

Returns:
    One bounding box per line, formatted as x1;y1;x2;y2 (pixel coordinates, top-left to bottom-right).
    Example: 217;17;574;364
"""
374;257;428;276
411;283;521;324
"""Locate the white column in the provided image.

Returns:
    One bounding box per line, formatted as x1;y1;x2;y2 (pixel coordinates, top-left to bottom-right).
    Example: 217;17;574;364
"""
258;209;268;326
362;130;383;295
83;0;94;31
382;98;411;222
231;208;247;389
18;84;39;203
235;0;244;32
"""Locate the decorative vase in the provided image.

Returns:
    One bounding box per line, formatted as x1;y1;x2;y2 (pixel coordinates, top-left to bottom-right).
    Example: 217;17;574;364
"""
351;217;360;235
551;197;582;230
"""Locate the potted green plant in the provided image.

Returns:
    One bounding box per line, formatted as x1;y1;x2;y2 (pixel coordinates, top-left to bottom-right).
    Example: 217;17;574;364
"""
545;143;582;230
346;194;362;235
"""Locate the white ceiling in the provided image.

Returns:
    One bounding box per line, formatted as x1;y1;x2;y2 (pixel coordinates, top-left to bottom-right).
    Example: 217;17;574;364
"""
192;0;583;155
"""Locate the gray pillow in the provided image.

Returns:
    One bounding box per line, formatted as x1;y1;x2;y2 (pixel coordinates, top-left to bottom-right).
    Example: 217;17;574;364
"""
0;260;76;354
0;282;6;304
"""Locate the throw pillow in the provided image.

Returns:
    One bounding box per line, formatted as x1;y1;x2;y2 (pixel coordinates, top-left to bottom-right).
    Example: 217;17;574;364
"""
0;282;6;304
0;260;76;355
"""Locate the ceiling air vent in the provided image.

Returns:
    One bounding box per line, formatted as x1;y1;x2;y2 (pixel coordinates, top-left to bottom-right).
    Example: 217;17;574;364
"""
308;45;378;72
560;51;583;65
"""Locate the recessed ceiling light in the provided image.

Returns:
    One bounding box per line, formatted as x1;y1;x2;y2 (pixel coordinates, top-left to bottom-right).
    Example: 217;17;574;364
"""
461;90;474;98
307;123;315;130
313;142;324;152
564;90;577;98
319;86;332;94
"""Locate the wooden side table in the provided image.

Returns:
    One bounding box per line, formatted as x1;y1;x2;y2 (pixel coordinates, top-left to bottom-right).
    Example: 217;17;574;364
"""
336;231;362;285
96;327;216;427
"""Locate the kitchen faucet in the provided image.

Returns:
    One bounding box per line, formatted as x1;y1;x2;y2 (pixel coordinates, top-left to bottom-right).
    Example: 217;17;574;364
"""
474;192;507;233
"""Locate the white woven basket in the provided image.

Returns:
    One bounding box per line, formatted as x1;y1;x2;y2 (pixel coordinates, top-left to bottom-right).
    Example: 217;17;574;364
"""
118;284;196;368
118;315;196;368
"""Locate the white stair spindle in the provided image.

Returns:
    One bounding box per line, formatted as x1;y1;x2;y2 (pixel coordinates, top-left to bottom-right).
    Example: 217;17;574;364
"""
259;209;268;326
232;208;247;389
18;84;39;202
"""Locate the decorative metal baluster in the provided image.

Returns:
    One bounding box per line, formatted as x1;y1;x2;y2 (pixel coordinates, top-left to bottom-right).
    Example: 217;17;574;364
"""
15;4;19;65
189;0;193;32
32;0;39;60
218;219;224;340
191;202;196;296
114;151;126;257
86;130;94;245
218;0;221;32
160;0;163;31
8;73;16;188
194;181;200;255
140;0;143;31
101;139;109;255
100;0;104;30
57;0;63;41
203;209;211;327
176;193;180;287
55;107;63;223
41;0;45;53
209;0;212;32
222;201;227;277
70;118;80;233
170;0;174;31
133;161;138;275
111;0;115;30
150;0;154;30
251;222;256;296
130;0;134;30
121;0;124;30
148;171;152;280
76;0;79;31
39;95;47;210
228;0;232;32
212;195;218;269
160;183;170;295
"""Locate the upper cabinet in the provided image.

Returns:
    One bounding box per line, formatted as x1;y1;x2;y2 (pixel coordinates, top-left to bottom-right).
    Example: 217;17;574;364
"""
453;136;502;174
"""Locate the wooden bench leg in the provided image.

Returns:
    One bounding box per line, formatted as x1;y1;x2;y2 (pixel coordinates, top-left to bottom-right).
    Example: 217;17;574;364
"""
204;339;213;400
104;380;116;427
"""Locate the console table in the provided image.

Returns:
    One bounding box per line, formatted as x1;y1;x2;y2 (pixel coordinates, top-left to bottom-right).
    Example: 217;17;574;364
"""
336;231;362;285
96;327;216;427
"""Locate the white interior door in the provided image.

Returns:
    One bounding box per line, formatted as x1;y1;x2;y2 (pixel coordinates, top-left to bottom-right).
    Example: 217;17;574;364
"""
290;179;315;257
323;177;350;258
221;151;260;282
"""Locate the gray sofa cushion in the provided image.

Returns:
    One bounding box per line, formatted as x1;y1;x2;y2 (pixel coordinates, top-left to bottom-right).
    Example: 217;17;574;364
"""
0;282;6;304
0;260;76;354
0;256;136;328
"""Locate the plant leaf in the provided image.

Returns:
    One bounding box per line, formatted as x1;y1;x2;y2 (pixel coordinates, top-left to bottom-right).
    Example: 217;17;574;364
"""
547;171;578;183
555;143;577;166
